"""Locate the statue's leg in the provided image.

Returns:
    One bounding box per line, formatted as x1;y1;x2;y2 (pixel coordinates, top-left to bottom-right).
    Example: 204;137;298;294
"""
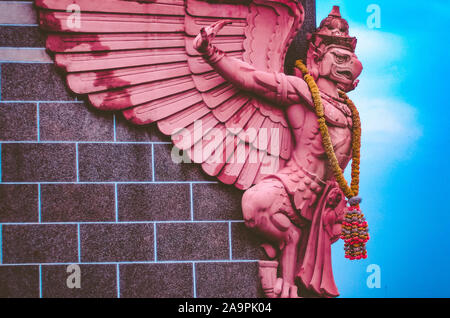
242;180;302;298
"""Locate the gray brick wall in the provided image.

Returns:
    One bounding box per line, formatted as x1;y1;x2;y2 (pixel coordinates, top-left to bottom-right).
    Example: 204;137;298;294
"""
0;0;315;298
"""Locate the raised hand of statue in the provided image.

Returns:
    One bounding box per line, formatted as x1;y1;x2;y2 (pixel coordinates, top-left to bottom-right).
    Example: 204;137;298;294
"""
193;19;232;54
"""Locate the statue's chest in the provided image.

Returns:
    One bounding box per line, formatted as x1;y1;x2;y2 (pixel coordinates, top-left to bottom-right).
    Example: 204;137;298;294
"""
321;94;353;128
321;96;353;160
297;95;353;162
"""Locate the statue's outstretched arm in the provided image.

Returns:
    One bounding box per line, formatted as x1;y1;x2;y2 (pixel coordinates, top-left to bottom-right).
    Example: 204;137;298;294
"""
194;21;312;107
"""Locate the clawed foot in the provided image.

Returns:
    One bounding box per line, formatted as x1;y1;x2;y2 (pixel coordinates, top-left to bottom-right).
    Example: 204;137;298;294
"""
258;260;300;298
274;278;299;298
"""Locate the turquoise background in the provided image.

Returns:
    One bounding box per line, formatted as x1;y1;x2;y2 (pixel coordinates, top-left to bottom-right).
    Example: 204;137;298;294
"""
316;0;450;297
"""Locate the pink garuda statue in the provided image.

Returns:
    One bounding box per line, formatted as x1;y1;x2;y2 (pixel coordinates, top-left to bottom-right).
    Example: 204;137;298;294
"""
35;0;369;298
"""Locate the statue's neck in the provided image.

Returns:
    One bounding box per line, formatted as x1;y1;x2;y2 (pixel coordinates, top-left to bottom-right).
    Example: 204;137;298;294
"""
316;77;339;98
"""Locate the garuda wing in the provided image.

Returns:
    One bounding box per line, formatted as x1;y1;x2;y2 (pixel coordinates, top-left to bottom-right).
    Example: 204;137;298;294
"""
35;0;304;190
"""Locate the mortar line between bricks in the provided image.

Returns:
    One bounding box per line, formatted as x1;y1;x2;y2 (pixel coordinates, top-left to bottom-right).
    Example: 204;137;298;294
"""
0;61;53;64
0;181;218;185
0;141;172;145
0;224;2;264
0;260;258;266
153;223;157;262
114;183;119;222
75;143;79;182
0;24;39;27
116;264;120;298
190;183;194;221
0;143;2;182
77;224;81;263
0;63;2;101
3;1;34;4
0;47;45;50
39;265;42;298
151;143;155;182
113;114;117;142
36;102;40;141
192;262;197;298
38;184;41;223
0;220;245;225
0;101;83;104
228;222;233;260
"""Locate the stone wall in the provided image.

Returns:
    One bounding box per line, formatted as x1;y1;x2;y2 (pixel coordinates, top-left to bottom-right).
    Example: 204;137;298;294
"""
0;0;315;298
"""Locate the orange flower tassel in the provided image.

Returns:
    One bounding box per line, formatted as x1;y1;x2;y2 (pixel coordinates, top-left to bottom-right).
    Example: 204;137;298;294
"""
341;198;369;260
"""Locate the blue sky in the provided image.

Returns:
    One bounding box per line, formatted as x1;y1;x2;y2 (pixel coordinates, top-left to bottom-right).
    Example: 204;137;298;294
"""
315;0;450;297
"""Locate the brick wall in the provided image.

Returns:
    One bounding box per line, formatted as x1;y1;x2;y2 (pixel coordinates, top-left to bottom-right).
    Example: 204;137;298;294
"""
0;0;315;298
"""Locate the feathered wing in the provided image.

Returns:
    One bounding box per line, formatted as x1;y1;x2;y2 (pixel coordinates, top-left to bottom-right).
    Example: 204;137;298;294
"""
35;0;304;190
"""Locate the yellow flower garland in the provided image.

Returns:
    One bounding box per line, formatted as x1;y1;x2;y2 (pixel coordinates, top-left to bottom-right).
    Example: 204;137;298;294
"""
295;60;361;199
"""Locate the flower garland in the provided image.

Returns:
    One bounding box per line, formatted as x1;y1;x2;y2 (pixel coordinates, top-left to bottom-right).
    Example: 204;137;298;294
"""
295;60;369;260
295;60;360;198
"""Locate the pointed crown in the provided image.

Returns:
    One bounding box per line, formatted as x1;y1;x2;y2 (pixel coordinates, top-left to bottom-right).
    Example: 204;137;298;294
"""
308;6;357;53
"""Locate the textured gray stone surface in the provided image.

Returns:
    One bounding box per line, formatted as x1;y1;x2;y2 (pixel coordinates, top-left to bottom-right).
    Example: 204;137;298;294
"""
231;222;267;260
78;143;152;182
157;223;229;261
42;264;117;298
193;183;243;220
120;263;193;298
118;183;191;221
39;102;114;141
1;64;75;101
0;103;37;140
196;262;262;298
41;184;116;222
153;143;213;182
1;143;76;182
0;266;40;298
80;223;154;262
2;224;78;263
115;114;169;142
0;26;45;47
0;184;38;222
